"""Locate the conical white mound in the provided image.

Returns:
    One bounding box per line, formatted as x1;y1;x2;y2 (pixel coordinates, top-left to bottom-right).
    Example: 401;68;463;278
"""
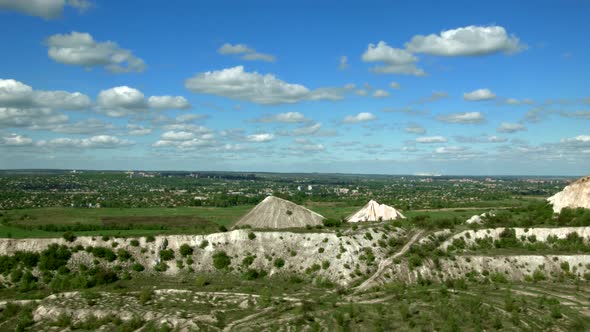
548;175;590;213
346;200;405;222
233;196;325;229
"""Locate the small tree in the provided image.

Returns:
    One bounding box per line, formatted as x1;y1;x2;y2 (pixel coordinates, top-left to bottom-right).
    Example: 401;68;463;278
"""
274;258;285;269
159;249;175;261
179;244;193;257
248;232;256;240
63;232;76;242
131;263;144;272
212;251;231;270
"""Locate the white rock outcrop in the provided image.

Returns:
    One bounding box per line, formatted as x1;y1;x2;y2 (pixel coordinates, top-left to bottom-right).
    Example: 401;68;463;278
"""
0;228;404;285
465;211;495;224
439;227;590;250
548;175;590;213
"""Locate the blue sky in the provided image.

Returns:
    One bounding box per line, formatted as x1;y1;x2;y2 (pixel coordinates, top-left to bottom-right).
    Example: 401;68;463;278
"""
0;0;589;175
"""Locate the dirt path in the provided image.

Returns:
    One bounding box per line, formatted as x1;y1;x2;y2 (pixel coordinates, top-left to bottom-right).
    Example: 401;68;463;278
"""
355;230;425;292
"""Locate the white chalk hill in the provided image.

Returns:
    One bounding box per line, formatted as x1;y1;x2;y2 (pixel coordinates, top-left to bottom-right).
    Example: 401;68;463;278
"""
548;175;590;213
347;199;405;222
233;196;325;229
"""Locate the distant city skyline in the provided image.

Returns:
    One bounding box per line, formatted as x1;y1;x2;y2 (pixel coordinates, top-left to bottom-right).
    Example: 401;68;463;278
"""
0;0;589;175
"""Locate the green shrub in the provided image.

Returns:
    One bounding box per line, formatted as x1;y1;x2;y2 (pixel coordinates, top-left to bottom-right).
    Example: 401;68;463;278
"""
212;251;231;270
139;289;152;305
117;249;132;262
15;305;34;332
39;244;71;271
322;219;341;227
490;272;508;283
533;269;546;282
218;225;228;232
318;247;325;253
146;235;155;243
154;262;168;272
130;239;140;247
242;269;266;280
199;240;209;249
248;232;256;240
560;261;570;272
179;244;193;256
305;264;321;274
242;255;255;267
0;256;17;274
408;254;423;268
274;258;285;269
63;232;76;242
159;249;174;261
10;268;23;283
131;263;144;272
91;247;117;262
14;251;39;268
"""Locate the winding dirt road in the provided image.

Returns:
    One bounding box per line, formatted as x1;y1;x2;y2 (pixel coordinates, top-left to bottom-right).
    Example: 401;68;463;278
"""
355;230;425;292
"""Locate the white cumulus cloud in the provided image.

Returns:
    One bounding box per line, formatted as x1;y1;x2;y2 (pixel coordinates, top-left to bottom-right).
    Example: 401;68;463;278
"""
246;133;274;142
497;122;527;133
0;78;90;109
46;31;146;73
147;96;191;110
0;0;91;19
96;86;146;117
405;124;426;134
0;107;68;129
0;133;33;146
218;43;276;62
561;135;590;143
342;112;376;124
463;88;496;101
37;135;134;149
161;131;194;141
406;25;526;56
185;66;349;105
416;136;447;143
256;112;310;123
436;112;485;124
362;41;426;76
373;89;390;98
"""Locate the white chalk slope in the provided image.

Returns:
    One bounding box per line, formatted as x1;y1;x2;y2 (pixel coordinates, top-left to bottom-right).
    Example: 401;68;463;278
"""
233;196;325;229
548;175;590;213
347;199;405;222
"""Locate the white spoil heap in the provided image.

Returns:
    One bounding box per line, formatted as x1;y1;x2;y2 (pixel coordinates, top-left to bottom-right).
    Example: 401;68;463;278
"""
548;175;590;213
346;199;405;222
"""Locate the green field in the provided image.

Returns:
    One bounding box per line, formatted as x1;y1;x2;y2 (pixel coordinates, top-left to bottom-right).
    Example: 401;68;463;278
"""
0;206;252;238
0;196;549;239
